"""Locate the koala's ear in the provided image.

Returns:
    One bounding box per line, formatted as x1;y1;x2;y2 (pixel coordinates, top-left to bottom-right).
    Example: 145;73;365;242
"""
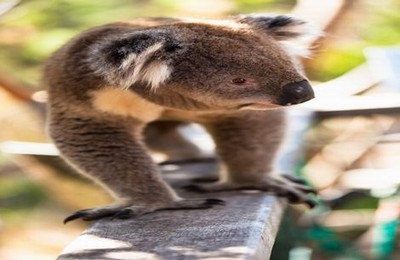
237;14;318;42
89;32;181;90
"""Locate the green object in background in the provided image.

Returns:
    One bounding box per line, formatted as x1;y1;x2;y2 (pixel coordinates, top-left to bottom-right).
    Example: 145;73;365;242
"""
371;197;400;259
372;219;399;258
308;225;346;254
289;247;312;260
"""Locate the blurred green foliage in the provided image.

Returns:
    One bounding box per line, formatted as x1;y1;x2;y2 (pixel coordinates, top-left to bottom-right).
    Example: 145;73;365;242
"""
310;0;400;81
0;0;399;84
0;1;399;258
0;156;47;220
309;46;367;82
0;0;289;86
0;177;46;208
0;176;47;222
232;0;295;12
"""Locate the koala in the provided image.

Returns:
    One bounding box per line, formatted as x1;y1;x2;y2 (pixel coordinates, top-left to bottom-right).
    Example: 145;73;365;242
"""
44;15;318;223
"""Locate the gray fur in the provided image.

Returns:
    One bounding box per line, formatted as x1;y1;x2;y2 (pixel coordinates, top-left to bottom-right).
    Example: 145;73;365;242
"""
44;14;318;222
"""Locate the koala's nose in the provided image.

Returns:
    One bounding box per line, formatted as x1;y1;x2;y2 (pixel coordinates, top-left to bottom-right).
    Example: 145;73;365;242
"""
279;80;314;106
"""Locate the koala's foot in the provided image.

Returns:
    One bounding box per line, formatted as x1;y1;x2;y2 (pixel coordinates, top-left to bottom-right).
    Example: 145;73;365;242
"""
164;198;225;210
185;174;317;208
63;205;151;223
64;198;225;223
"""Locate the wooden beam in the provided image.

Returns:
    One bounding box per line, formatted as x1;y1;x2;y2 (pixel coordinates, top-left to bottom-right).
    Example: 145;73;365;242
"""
56;110;314;259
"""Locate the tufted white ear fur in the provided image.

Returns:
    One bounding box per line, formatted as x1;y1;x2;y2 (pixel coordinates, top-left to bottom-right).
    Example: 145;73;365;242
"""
140;62;172;91
237;14;321;57
89;35;173;91
117;42;172;90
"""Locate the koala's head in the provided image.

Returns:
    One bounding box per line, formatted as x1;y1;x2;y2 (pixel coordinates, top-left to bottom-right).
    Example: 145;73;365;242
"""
89;14;319;111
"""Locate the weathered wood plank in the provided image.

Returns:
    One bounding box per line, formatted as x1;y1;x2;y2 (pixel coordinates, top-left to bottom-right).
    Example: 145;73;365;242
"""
56;109;313;260
57;161;284;260
58;185;284;259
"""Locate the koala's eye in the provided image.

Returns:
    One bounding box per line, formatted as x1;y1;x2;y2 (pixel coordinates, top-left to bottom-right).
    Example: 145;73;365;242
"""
231;78;247;84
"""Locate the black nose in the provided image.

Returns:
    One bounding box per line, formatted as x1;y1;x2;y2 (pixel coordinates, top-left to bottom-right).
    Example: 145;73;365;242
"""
278;80;314;106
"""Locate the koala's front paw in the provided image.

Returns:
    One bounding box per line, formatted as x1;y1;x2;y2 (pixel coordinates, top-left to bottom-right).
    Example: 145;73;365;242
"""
185;174;317;208
64;198;225;223
165;198;225;210
63;205;152;223
267;175;317;208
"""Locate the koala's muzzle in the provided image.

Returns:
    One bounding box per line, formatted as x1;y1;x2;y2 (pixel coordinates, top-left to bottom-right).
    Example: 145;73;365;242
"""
279;80;314;106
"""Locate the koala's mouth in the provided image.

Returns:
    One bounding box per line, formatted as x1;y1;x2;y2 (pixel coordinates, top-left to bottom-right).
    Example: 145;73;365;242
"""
238;103;283;110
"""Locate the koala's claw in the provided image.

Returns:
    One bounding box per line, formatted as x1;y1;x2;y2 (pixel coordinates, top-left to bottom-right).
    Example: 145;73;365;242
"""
64;199;225;223
64;206;151;223
109;207;151;220
204;198;226;205
64;209;90;224
274;184;317;208
281;173;308;185
185;175;318;208
167;198;226;209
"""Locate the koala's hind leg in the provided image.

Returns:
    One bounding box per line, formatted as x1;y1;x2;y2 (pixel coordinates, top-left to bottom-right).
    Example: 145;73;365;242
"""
49;113;223;223
186;110;317;208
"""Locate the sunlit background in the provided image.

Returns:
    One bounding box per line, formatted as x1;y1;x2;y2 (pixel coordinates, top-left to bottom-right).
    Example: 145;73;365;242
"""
0;0;400;259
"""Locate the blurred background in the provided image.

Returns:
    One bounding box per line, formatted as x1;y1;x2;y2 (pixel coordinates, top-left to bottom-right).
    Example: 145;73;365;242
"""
0;0;400;259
